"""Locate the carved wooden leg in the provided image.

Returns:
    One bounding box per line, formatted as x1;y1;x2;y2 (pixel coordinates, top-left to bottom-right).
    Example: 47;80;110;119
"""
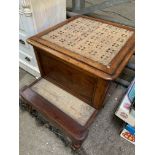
19;97;32;111
71;142;82;150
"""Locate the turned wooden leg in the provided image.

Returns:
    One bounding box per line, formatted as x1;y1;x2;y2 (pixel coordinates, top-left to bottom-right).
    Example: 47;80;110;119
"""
19;97;32;112
71;141;82;150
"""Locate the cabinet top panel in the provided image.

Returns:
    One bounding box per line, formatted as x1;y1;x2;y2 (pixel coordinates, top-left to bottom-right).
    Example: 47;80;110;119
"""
27;16;135;79
42;17;133;66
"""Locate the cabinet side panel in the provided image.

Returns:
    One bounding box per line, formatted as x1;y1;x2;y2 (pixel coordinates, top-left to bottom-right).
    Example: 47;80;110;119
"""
93;79;110;109
37;50;97;105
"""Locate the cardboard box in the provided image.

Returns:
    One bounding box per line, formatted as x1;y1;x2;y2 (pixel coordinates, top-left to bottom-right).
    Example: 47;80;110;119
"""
115;79;135;126
120;124;135;144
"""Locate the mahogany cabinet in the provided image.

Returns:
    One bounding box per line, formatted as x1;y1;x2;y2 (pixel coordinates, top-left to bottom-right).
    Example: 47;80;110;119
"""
20;16;135;149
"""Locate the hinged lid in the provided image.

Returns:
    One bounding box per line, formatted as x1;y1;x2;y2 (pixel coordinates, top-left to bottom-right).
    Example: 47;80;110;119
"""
27;16;135;80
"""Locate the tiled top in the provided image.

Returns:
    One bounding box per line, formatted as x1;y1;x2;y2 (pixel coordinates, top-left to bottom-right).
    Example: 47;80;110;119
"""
42;17;133;65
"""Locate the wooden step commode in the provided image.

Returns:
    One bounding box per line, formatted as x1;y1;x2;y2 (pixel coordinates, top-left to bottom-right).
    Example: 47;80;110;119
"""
20;15;135;149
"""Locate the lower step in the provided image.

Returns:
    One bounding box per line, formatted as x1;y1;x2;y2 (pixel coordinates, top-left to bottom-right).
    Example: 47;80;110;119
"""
20;78;98;148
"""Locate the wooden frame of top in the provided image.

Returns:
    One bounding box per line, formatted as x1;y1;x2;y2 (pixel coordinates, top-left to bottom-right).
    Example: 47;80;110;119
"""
27;15;135;80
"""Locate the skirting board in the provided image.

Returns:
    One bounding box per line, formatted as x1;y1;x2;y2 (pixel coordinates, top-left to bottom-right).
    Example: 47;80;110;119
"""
19;60;40;78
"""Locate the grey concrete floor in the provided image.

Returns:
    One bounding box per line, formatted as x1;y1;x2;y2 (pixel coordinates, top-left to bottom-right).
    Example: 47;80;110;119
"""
19;68;135;155
67;0;135;27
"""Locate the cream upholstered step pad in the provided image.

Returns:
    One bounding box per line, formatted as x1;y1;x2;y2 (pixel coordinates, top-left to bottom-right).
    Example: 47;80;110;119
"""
31;78;95;126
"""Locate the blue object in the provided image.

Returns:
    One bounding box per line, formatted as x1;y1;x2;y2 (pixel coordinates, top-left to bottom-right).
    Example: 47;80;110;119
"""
125;124;135;135
128;80;135;103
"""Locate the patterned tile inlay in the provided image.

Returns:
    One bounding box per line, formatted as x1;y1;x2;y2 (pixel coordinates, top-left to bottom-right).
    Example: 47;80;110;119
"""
42;17;133;65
